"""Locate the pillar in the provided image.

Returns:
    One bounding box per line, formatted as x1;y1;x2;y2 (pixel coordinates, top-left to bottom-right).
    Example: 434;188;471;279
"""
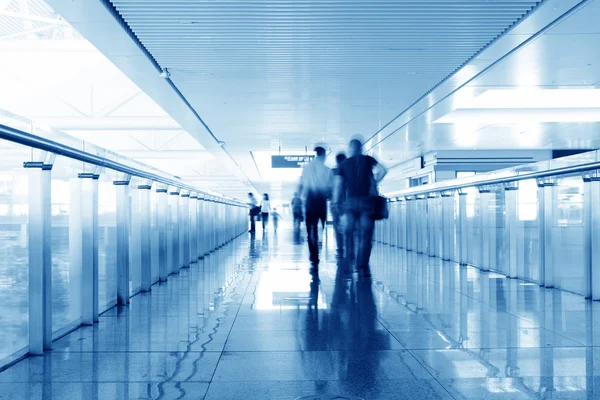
504;182;519;279
25;154;54;354
114;174;131;305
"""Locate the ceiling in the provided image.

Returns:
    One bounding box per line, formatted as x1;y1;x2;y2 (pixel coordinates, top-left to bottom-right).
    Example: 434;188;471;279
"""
105;0;542;198
0;0;251;198
25;0;600;200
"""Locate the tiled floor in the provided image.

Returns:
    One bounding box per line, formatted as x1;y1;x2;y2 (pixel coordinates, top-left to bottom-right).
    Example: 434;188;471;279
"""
2;226;600;399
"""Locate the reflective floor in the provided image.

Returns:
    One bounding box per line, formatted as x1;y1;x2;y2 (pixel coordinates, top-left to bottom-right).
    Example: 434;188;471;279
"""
2;224;600;399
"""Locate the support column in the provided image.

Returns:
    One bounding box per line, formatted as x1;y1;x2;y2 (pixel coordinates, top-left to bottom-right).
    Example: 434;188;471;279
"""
504;182;519;279
198;194;207;257
427;193;437;257
156;185;168;282
168;187;180;275
478;186;491;271
589;175;600;300
400;199;407;249
537;178;556;288
114;174;131;305
457;189;468;266
405;196;415;251
25;154;54;355
190;193;199;263
180;190;190;268
441;190;455;261
79;170;100;325
583;173;598;299
137;182;152;292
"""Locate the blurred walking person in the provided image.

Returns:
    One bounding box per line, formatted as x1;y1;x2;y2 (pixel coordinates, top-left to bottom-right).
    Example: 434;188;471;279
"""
331;152;347;259
291;192;304;233
298;146;333;270
261;193;271;231
335;139;387;277
248;192;259;233
272;208;281;233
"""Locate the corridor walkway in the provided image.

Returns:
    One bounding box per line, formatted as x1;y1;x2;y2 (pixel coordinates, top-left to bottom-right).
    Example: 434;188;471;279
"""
0;225;598;399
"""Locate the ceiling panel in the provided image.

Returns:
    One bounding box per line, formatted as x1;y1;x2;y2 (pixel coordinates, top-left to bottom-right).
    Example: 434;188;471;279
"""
106;0;542;198
109;0;541;146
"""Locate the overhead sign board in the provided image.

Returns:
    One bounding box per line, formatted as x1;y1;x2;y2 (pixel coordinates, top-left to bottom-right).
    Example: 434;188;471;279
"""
271;155;314;168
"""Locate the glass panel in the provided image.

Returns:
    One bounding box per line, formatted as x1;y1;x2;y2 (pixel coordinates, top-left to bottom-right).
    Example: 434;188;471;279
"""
492;186;506;275
517;179;539;282
129;185;141;296
99;170;117;313
151;190;159;284
453;193;460;262
466;188;481;266
553;176;585;294
0;139;29;363
51;157;82;337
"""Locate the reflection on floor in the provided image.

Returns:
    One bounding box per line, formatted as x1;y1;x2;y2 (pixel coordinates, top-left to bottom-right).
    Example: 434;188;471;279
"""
1;225;599;399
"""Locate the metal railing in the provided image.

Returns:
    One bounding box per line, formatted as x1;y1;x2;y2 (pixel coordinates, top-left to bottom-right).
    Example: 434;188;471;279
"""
0;109;244;205
385;150;600;199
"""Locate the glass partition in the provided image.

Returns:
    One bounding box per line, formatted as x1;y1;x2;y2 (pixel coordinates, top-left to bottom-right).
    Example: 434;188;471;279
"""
517;179;539;282
492;185;506;275
150;189;160;284
0;138;29;362
98;170;117;313
553;175;585;294
466;188;481;266
51;157;83;337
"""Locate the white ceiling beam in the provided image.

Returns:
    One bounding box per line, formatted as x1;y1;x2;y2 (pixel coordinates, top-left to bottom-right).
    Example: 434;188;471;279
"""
32;116;181;130
117;150;210;160
96;91;142;117
0;10;67;25
0;23;59;41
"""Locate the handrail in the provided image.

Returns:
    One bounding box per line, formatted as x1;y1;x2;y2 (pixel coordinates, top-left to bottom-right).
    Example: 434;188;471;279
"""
385;150;600;199
0;123;245;206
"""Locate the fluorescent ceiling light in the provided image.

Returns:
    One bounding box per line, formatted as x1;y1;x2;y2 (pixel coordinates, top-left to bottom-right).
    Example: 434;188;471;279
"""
436;89;600;124
436;108;600;124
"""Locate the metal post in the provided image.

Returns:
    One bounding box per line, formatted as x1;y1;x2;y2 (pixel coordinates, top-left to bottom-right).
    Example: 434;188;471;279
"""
400;199;407;249
537;178;556;288
168;188;180;274
583;173;596;299
458;189;468;266
138;182;152;292
114;175;131;305
156;185;168;282
505;182;519;279
79;171;99;325
180;191;190;268
25;154;54;355
405;197;414;251
478;186;490;271
427;194;437;257
441;190;455;261
590;176;600;300
190;193;198;263
198;195;207;257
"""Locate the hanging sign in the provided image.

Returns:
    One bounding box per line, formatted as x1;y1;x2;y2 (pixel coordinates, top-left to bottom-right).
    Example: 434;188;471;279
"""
271;155;314;168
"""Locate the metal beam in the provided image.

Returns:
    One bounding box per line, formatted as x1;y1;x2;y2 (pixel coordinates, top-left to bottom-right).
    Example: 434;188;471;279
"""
0;10;67;25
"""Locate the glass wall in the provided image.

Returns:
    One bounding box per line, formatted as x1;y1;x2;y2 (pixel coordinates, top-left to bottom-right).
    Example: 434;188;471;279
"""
492;186;506;275
517;179;539;282
51;157;82;337
553;175;585;294
466;188;481;266
98;170;117;313
0;139;29;362
150;189;159;284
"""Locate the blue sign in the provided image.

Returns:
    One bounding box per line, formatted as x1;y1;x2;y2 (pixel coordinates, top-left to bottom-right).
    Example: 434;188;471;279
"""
271;155;314;168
